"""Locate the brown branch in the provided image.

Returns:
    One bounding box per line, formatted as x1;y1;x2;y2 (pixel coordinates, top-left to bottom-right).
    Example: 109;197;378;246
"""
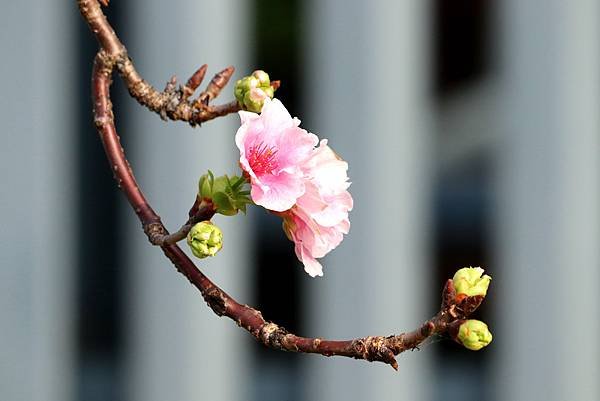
82;0;484;369
78;0;241;127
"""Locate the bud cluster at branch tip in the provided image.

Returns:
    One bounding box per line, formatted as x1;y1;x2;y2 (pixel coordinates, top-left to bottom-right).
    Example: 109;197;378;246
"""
456;320;493;351
187;221;223;259
452;266;491;299
234;70;277;112
198;171;252;216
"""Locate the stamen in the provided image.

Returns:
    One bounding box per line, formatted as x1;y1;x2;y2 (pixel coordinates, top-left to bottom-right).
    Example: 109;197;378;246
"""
248;142;279;175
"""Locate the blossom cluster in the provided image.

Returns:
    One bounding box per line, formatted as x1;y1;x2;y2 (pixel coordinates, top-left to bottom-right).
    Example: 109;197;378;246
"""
235;98;353;277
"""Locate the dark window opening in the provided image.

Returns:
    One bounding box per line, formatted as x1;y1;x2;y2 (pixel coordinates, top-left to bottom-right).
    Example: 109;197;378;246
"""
434;0;493;94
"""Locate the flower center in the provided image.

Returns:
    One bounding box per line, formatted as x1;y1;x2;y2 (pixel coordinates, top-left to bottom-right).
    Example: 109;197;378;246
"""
248;142;279;175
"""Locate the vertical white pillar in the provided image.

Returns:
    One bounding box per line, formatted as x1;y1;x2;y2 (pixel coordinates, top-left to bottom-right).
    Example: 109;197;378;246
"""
305;1;432;400
123;1;251;401
495;1;600;399
1;1;77;401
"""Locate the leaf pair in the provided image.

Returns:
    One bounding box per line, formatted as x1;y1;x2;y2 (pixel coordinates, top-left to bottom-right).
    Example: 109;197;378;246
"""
198;171;253;216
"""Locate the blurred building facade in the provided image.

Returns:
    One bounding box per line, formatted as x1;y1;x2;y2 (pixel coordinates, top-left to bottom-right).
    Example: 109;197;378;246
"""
1;1;598;401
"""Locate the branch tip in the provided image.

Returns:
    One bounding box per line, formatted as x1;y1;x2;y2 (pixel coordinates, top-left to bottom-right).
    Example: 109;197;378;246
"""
183;64;208;100
198;65;236;104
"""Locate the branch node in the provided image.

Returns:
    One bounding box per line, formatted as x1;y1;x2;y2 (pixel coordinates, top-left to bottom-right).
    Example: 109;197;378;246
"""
144;222;168;245
203;286;227;316
259;322;288;349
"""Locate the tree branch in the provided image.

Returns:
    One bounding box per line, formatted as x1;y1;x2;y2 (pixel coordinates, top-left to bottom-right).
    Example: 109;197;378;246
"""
79;0;241;126
145;199;216;246
81;0;484;369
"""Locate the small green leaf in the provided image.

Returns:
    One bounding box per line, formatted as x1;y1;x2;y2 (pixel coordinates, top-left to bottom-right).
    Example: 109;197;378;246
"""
211;176;229;194
212;191;234;214
230;175;247;191
198;174;212;198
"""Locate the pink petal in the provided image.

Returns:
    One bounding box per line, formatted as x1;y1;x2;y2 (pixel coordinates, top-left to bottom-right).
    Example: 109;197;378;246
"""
274;126;319;169
304;140;351;196
238;110;259;125
250;171;305;212
296;182;352;228
299;247;324;277
258;98;295;138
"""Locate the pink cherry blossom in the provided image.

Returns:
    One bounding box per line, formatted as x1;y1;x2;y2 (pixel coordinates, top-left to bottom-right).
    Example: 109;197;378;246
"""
281;141;353;277
235;98;318;212
236;98;352;276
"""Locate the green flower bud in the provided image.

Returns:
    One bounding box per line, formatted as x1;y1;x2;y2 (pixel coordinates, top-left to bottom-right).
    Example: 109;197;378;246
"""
457;320;493;351
187;221;223;259
234;76;258;104
262;86;274;99
452;266;491;297
252;70;270;86
234;70;277;112
243;88;268;113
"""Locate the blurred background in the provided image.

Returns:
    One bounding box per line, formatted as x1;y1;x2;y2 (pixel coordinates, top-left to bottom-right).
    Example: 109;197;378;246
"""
2;0;599;400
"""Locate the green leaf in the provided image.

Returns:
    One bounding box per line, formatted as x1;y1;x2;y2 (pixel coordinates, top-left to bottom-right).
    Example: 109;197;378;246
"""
212;191;235;214
198;174;212;198
230;175;247;191
211;176;229;194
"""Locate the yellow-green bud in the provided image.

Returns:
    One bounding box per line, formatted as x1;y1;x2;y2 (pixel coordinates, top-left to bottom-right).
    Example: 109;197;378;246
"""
252;70;270;86
234;70;276;113
453;266;491;297
243;88;269;113
262;86;274;99
457;320;493;351
187;221;223;259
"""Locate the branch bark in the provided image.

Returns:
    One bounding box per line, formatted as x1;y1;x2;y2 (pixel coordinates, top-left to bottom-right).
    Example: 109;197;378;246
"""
78;0;241;126
145;199;216;246
80;0;483;369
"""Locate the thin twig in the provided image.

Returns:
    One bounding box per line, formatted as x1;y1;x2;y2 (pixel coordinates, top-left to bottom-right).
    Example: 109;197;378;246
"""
146;200;216;246
81;0;483;369
78;0;241;126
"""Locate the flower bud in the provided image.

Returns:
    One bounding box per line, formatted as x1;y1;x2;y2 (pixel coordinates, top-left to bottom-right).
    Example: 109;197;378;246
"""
262;86;274;99
452;267;491;298
252;70;270;86
243;88;269;113
187;221;223;259
457;320;493;351
234;70;276;113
